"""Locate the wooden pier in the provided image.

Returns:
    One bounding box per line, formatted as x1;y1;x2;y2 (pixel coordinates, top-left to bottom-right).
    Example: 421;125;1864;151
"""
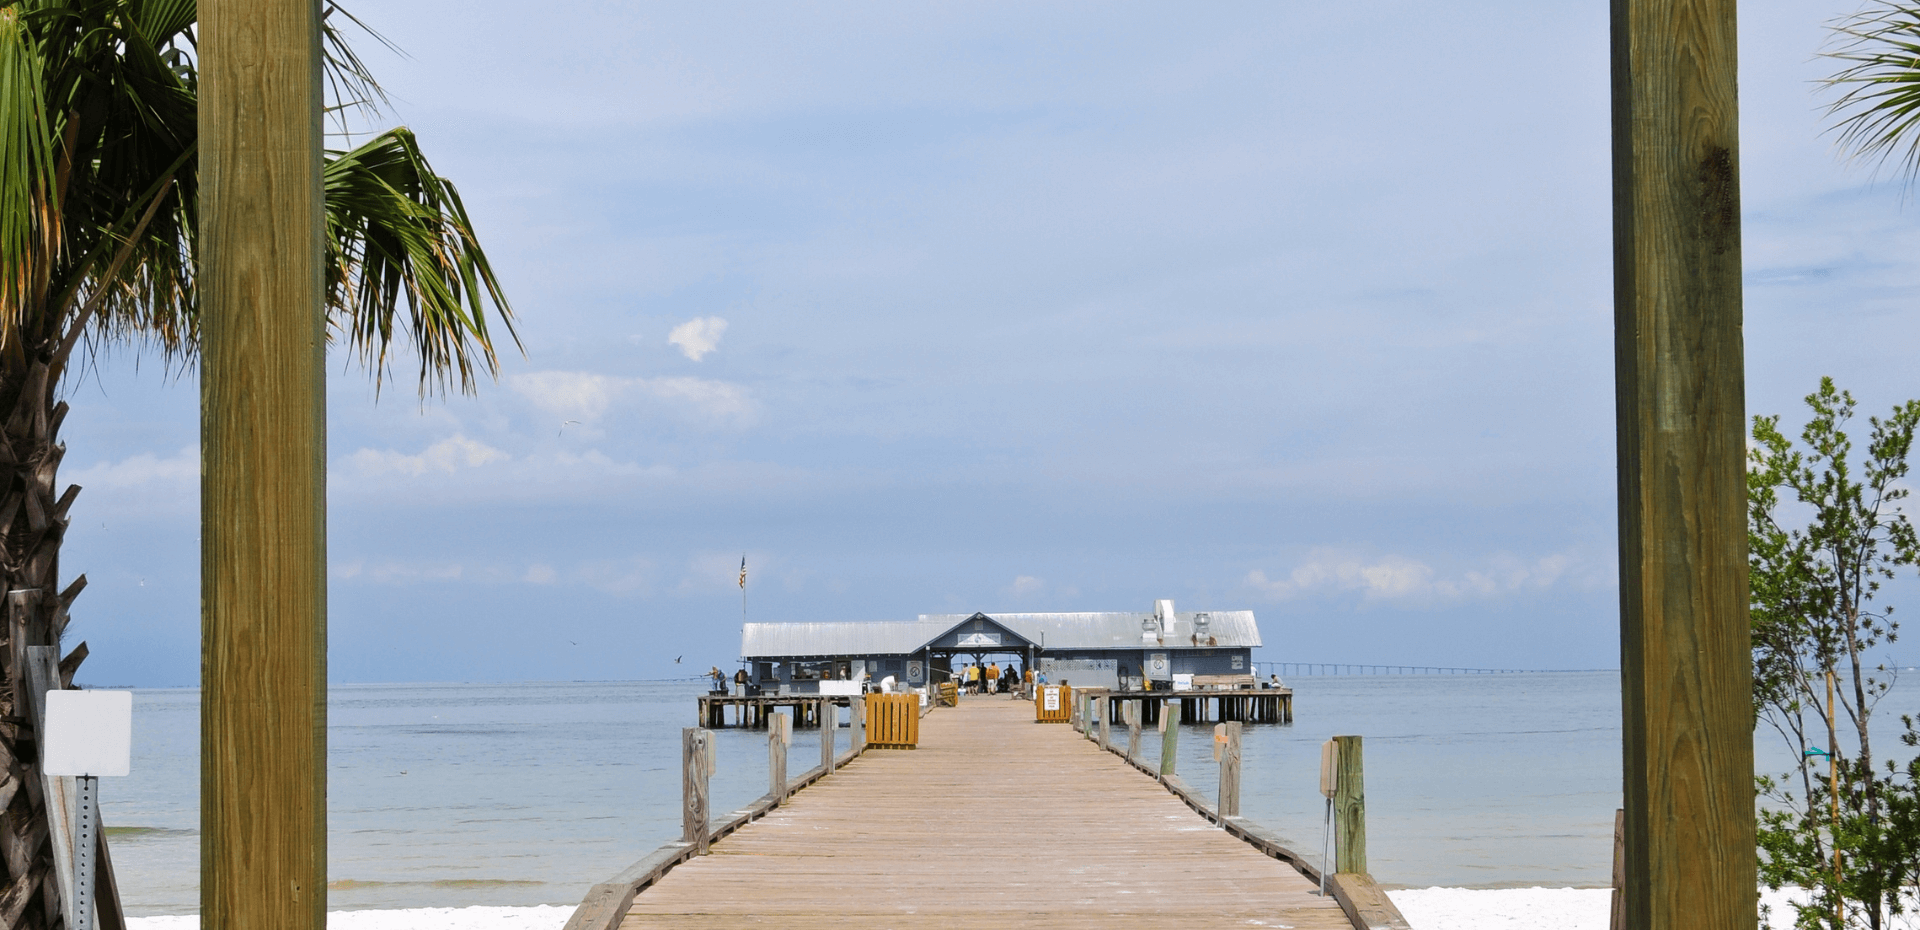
1103;686;1293;725
570;695;1406;930
696;694;852;728
696;685;1291;729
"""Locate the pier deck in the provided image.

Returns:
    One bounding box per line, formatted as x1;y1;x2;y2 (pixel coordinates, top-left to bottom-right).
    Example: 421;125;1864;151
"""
620;697;1349;929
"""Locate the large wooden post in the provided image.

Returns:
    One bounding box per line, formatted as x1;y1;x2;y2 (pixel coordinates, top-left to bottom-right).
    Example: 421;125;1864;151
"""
1332;735;1366;875
198;1;326;928
1611;0;1755;926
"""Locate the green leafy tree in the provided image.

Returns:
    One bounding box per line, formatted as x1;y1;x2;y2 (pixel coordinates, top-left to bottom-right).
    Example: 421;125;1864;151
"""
1751;379;1920;930
0;1;514;926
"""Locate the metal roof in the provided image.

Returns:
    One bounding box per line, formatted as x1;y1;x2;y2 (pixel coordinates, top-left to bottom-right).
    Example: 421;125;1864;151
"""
740;609;1259;658
923;611;1261;651
740;619;952;659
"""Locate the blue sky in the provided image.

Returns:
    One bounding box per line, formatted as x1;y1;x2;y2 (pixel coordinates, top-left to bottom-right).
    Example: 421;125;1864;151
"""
58;1;1920;686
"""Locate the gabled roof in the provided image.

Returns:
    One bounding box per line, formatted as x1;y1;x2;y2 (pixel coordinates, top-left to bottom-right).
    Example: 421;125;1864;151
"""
921;610;1260;650
740;609;1259;658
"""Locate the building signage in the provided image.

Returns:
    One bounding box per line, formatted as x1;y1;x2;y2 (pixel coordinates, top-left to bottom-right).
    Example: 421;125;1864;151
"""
1148;653;1169;677
906;661;924;683
957;632;1001;647
1043;686;1061;711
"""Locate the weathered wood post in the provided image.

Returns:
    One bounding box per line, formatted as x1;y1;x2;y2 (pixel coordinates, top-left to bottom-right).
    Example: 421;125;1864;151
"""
1126;702;1142;762
820;701;836;771
1217;722;1241;818
200;0;327;927
768;713;790;804
1333;735;1365;874
853;693;867;752
1612;0;1755;925
1610;807;1625;930
682;728;712;854
1159;699;1180;779
1097;696;1111;752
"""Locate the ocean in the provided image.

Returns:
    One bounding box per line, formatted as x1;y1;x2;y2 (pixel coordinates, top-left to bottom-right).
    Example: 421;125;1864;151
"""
107;671;1900;917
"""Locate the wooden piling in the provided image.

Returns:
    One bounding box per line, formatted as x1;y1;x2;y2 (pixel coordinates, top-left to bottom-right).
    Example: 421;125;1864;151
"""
1218;722;1241;818
199;0;327;926
853;694;867;752
820;703;836;772
682;728;712;854
1159;700;1180;780
1332;735;1365;874
1097;696;1111;752
1126;702;1142;762
1611;0;1755;925
768;714;790;804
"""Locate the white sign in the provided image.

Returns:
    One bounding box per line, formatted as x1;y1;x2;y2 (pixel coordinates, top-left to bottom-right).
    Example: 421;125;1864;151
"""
1231;655;1244;670
906;660;924;683
1042;686;1061;711
43;690;132;777
1147;653;1169;676
957;632;1001;647
818;681;862;696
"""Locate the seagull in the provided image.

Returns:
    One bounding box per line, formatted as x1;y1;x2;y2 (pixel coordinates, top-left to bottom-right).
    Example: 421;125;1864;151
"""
558;419;581;437
674;655;683;664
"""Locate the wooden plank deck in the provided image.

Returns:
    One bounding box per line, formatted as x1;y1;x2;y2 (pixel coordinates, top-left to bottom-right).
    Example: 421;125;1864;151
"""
621;697;1350;929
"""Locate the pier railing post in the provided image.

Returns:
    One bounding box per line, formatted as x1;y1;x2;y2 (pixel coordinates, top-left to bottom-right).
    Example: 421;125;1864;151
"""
1332;734;1364;874
768;713;790;804
1159;699;1180;780
1097;697;1111;752
1126;702;1142;762
820;701;836;772
683;728;712;854
853;694;867;753
1216;722;1241;818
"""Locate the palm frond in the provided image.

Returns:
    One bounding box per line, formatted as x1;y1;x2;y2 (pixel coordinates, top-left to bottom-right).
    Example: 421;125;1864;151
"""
1825;3;1920;181
324;127;517;396
0;6;55;353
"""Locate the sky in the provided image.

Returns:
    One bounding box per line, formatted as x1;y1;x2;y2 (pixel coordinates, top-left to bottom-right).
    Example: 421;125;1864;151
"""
55;0;1920;686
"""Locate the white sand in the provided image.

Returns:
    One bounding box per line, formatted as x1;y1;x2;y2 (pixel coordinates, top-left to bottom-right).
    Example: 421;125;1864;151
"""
126;889;1818;930
128;905;573;929
1389;887;1811;929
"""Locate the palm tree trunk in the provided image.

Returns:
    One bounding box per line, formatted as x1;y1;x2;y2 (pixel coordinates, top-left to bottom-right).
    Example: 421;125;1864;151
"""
0;354;101;930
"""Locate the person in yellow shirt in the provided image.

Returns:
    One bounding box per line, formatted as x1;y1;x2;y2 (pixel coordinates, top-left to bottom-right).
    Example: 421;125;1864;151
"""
964;663;979;694
985;663;1000;694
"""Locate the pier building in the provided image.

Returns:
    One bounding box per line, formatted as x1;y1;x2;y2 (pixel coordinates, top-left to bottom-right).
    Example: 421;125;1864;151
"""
738;599;1260;693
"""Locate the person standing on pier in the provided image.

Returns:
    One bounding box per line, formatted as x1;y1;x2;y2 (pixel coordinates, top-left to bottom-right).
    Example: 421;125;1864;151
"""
985;663;1000;694
734;667;749;696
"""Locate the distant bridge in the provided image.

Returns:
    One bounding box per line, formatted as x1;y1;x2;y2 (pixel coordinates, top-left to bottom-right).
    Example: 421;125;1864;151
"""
1256;662;1612;677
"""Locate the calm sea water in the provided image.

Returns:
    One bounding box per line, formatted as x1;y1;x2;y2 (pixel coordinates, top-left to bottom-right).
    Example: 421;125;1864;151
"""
106;672;1911;916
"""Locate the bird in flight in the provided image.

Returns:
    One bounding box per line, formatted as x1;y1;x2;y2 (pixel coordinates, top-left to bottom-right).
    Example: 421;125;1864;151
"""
674;655;683;664
558;419;582;437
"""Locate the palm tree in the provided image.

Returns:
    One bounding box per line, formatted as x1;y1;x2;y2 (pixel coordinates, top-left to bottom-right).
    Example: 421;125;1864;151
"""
1826;3;1920;179
0;2;514;926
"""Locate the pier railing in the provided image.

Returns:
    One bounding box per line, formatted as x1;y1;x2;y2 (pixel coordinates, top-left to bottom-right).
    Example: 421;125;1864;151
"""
563;707;868;930
1078;698;1412;930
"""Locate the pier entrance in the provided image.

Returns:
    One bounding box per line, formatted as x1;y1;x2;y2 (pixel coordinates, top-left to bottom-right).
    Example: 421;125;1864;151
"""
609;699;1352;929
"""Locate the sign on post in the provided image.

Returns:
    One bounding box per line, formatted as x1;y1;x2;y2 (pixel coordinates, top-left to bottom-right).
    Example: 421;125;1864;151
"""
43;691;133;777
44;690;133;930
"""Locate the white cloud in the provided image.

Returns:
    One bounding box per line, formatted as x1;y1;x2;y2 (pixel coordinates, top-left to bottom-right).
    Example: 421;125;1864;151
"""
1244;549;1591;603
577;555;654;596
1010;575;1045;595
511;371;624;422
69;447;197;490
524;563;558;584
342;436;508;478
511;370;756;427
667;316;729;361
333;559;465;583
